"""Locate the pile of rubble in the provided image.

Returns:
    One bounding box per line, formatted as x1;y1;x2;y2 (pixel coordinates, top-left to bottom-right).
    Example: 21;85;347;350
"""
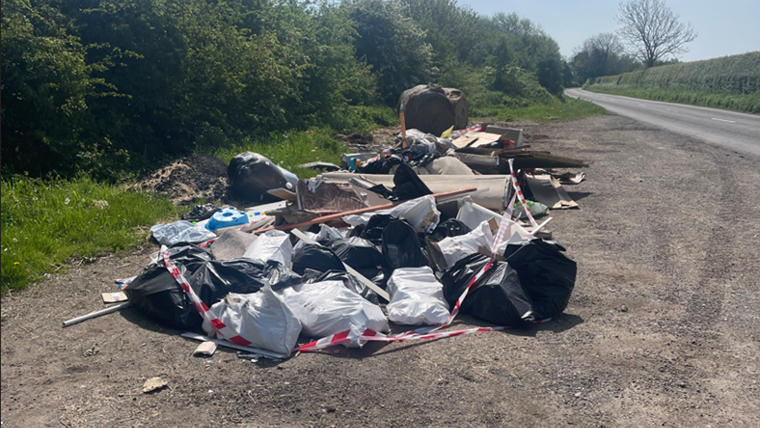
65;87;589;360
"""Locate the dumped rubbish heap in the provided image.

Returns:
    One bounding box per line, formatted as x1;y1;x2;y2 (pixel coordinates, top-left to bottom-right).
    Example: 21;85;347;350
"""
65;90;590;360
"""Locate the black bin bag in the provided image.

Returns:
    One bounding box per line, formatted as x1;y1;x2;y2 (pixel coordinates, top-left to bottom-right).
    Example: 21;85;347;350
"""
188;258;300;304
292;244;345;275
126;246;303;331
330;237;386;280
124;245;213;330
381;219;428;279
228;151;298;203
440;253;535;327
505;240;577;320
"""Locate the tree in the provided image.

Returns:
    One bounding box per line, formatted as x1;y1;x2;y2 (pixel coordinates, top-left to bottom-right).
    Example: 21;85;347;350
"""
616;0;697;68
570;32;639;83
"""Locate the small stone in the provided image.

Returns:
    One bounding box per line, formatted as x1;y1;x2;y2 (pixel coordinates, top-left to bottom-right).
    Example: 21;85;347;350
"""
620;305;629;313
326;406;336;413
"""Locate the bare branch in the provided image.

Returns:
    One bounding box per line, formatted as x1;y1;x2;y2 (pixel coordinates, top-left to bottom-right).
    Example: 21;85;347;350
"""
616;0;697;67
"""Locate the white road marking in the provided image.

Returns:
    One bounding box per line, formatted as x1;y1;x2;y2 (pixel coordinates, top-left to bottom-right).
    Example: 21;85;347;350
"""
711;118;736;123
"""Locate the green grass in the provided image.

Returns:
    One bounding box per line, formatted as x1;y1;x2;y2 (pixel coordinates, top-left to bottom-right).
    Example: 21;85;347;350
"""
1;175;178;292
584;86;760;114
471;96;607;122
212;128;348;179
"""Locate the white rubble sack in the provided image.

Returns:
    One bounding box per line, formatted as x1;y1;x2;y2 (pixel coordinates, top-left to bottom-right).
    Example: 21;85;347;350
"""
243;230;292;266
343;195;440;233
279;280;389;347
437;221;494;269
203;284;302;357
386;267;450;326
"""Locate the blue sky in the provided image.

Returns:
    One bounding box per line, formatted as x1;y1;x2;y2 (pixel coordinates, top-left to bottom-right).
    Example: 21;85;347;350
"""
462;0;760;61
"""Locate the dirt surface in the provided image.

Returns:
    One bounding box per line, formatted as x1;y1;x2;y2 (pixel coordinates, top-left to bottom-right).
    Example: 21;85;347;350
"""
3;114;759;427
131;154;228;205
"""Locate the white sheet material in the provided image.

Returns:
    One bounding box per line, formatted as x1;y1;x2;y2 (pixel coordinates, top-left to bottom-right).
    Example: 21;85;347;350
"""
343;195;440;233
203;285;302;357
386;267;450;326
278;280;389;347
243;230;293;266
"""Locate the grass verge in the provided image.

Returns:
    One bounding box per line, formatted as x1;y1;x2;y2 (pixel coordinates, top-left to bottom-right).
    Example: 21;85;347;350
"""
1;175;178;293
212;129;348;179
471;96;607;122
584;86;760;114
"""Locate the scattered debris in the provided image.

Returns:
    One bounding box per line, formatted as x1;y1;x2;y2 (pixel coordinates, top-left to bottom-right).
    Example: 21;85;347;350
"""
142;377;168;393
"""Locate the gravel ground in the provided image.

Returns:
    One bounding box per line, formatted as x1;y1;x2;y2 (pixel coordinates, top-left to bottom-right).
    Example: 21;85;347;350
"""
2;113;759;427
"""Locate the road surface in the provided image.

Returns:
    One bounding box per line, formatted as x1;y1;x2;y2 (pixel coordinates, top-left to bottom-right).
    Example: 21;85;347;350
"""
566;88;760;156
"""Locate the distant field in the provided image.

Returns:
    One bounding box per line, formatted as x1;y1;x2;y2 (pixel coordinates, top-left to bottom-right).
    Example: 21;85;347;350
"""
586;52;760;113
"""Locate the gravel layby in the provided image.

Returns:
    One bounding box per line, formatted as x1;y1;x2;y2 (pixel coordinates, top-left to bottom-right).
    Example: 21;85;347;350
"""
2;114;759;427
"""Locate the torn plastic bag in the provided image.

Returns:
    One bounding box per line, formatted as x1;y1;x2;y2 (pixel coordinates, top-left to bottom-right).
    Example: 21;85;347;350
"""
505;240;576;320
314;224;344;244
356;214;394;245
181;203;222;222
455;198;501;231
436;220;493;270
440;253;535;327
513;200;549;220
291;244;345;275
150;221;217;246
310;270;380;304
278;280;389;347
189;258;302;306
228;152;298;203
124;245;213;330
428;218;472;242
392;163;433;201
330;237;385;280
386;267;450;326
343;195;440;234
210;228;258;260
382;219;428;278
203;285;301;357
243;230;292;266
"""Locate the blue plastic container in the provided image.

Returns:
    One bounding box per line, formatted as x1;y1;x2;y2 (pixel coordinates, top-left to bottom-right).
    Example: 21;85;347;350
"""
205;207;249;232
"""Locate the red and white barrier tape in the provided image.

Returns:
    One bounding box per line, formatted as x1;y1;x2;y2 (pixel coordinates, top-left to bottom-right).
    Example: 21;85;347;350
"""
450;123;483;139
161;246;253;347
507;158;538;228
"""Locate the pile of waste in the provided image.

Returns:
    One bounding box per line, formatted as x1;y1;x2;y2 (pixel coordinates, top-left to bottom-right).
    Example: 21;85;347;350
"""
65;89;589;360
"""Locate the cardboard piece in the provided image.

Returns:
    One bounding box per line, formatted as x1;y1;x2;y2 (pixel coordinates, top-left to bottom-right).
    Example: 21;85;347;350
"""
101;291;128;304
451;131;503;149
524;174;578;210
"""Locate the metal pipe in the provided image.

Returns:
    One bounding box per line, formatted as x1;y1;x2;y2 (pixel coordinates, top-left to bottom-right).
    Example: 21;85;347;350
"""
62;302;131;327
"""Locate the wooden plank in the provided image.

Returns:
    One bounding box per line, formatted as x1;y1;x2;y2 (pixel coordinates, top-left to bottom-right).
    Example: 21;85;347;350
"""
290;228;391;302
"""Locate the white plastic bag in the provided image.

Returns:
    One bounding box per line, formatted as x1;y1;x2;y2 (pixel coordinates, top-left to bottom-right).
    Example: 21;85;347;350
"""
203;284;302;357
150;220;217;246
243;230;292;266
437;221;494;269
343;195;440;233
386;267;450;326
278;280;389;347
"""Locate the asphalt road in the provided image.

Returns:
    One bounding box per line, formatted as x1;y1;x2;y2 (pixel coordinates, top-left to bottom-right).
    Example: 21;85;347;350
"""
566;88;760;156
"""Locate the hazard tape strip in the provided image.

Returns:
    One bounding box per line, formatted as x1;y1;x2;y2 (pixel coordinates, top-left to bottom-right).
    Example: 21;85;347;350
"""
507;158;539;228
161;246;253;347
297;319;552;352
